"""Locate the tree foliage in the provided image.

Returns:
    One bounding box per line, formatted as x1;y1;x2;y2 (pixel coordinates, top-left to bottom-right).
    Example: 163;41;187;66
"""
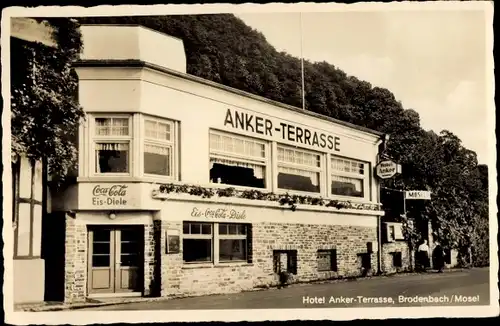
11;18;85;185
77;15;489;265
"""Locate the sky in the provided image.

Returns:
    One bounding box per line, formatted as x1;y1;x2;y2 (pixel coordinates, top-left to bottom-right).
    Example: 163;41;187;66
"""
236;8;492;164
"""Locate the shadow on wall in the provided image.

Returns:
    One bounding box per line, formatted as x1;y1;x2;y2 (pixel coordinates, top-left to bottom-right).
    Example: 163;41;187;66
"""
42;211;66;302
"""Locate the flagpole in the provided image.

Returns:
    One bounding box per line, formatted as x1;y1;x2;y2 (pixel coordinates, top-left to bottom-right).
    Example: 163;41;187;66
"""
300;12;305;110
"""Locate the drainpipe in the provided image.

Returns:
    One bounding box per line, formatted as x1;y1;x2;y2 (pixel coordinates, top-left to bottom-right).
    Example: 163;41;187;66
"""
375;133;390;275
377;215;382;274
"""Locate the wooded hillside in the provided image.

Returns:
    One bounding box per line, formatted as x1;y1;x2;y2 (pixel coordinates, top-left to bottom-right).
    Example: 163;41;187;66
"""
77;14;489;267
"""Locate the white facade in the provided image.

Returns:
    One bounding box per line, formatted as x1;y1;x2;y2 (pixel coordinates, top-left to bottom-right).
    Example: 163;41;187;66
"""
54;24;384;216
52;25;388;301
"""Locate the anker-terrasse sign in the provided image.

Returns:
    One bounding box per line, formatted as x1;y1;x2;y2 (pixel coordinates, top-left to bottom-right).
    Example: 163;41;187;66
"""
224;108;341;152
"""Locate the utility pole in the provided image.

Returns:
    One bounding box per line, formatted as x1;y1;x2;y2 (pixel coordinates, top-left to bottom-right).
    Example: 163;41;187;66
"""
300;12;305;111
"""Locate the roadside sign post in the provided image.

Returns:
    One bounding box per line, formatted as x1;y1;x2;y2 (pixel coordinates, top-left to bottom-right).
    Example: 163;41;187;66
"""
403;190;432;272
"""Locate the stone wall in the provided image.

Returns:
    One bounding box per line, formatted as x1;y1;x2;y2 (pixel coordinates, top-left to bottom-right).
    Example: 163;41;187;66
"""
64;215;87;303
381;242;411;274
62;216;379;301
143;223;155;296
157;220;378;299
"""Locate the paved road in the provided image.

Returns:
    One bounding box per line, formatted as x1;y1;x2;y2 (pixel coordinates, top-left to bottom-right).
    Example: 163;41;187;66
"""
82;268;490;310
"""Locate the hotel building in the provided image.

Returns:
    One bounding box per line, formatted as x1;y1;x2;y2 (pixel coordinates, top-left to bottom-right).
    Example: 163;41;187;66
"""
36;24;397;303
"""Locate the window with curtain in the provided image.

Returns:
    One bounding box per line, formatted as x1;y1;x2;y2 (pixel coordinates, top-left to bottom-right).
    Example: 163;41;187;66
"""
218;223;248;262
94;116;131;174
144;118;174;177
182;222;251;264
209;130;268;189
330;156;368;198
277;145;322;193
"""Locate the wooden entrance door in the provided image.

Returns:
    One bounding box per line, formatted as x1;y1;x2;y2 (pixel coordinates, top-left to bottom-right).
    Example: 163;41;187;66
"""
87;226;143;295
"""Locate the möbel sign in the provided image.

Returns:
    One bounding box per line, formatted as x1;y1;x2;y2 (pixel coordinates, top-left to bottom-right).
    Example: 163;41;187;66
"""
375;160;398;179
92;184;128;206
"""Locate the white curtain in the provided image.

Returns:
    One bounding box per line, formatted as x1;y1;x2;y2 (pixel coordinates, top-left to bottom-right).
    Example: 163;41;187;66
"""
96;143;129;151
145;143;170;156
331;158;364;175
278;166;319;186
331;175;362;191
278;147;319;168
145;120;171;140
210;133;265;159
96;118;129;136
96;143;129;173
210;157;265;179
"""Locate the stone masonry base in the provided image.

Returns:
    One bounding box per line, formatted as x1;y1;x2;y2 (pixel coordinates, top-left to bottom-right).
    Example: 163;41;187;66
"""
63;216;381;301
158;220;379;299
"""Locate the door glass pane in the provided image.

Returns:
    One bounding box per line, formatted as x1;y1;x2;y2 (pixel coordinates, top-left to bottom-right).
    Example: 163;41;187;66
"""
93;242;110;255
121;254;139;267
121;241;139;254
93;229;111;242
92;255;110;267
121;228;140;241
92;229;111;267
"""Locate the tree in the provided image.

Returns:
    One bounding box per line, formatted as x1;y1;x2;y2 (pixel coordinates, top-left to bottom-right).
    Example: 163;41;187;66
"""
11;18;85;186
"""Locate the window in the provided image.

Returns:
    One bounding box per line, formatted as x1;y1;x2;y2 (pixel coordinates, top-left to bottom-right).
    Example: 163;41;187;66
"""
317;249;338;272
385;223;405;242
392;252;403;268
182;222;213;263
389;225;395;241
94;116;131;174
144;118;175;177
330;157;368;198
219;223;248;262
277;145;322;193
209;131;268;188
273;250;298;274
358;253;372;271
182;222;250;264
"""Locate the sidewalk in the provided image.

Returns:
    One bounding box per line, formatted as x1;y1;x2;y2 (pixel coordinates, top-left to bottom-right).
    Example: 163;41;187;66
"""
14;267;473;312
15;297;168;312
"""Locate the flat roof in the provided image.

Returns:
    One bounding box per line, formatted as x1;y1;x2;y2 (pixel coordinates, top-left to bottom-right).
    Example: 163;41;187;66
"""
74;58;386;139
79;23;185;43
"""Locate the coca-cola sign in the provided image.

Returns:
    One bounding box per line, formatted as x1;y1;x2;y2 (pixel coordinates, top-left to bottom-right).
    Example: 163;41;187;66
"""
92;184;128;206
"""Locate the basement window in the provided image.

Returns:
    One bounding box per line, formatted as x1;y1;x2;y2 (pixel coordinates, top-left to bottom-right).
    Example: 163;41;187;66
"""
317;249;338;272
391;252;403;268
273;250;298;274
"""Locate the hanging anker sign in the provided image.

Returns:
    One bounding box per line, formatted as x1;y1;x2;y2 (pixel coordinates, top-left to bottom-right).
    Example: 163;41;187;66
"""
375;160;401;179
